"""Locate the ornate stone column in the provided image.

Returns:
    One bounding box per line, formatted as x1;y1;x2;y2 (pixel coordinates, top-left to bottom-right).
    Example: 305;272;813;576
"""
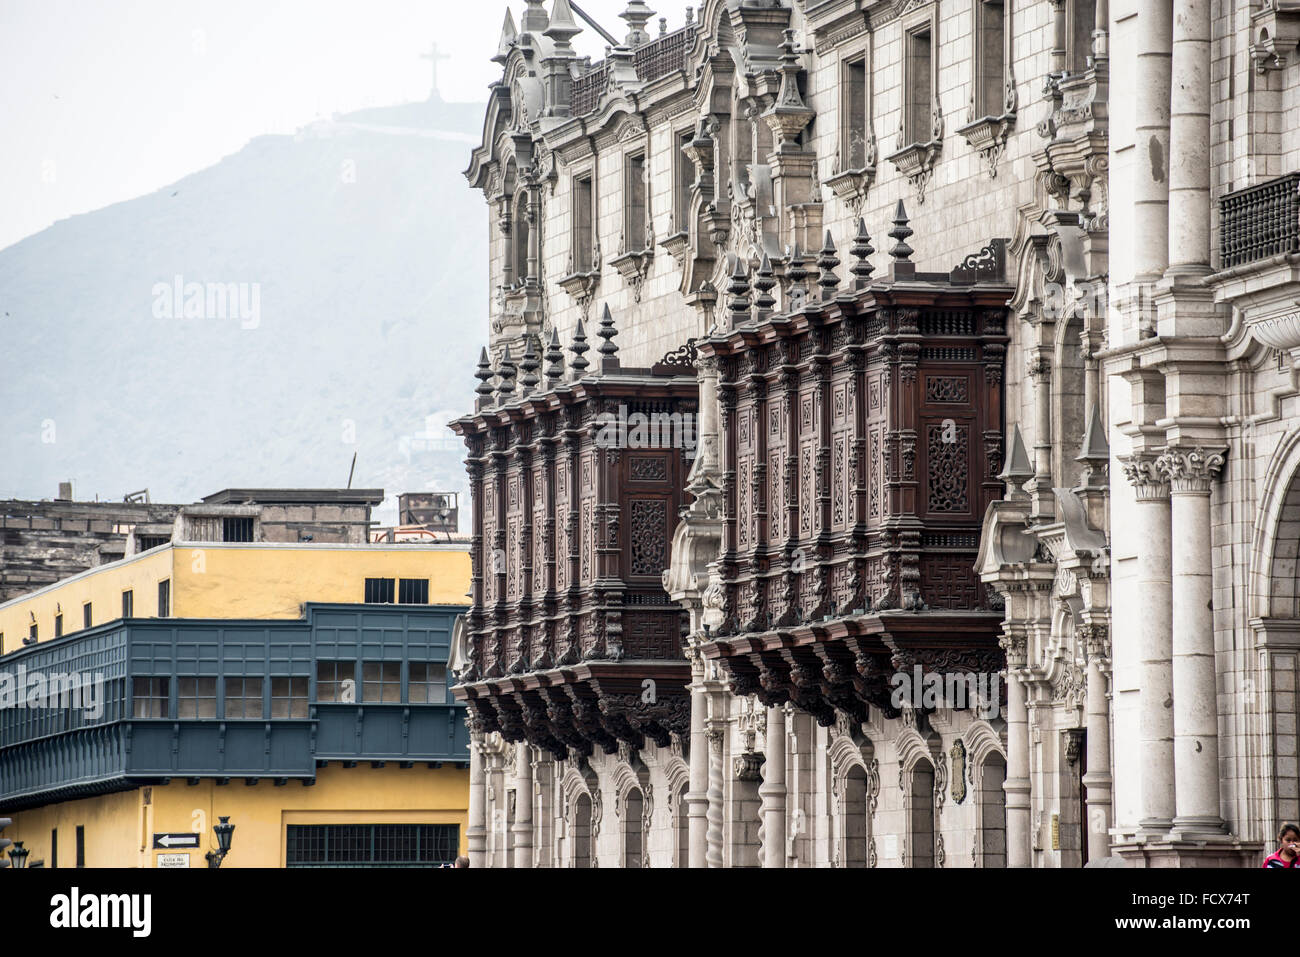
467;720;488;867
1159;446;1226;836
1001;626;1032;867
1120;454;1175;833
706;722;725;868
759;703;787;868
686;644;710;868
1133;0;1172;281
512;741;534;867
1082;625;1114;862
1025;354;1054;523
1166;0;1210;275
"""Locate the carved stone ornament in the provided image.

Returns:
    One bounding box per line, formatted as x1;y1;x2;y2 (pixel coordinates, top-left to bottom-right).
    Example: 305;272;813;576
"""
949;738;967;804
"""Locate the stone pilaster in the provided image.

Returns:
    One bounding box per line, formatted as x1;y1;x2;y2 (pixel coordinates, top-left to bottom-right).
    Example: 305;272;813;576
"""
512;741;534;867
1001;627;1032;867
685;644;710;868
1158;446;1227;837
1166;0;1211;276
1133;1;1172;281
1119;453;1175;834
1082;625;1114;863
467;721;488;867
759;704;787;868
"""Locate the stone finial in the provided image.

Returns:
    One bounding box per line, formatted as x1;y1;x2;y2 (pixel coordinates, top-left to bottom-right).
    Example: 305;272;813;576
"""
545;0;582;55
998;424;1033;496
620;1;655;47
849;217;875;290
817;230;841;300
786;244;810;312
727;258;752;327
519;334;540;395
496;344;517;400
1076;402;1109;486
521;0;550;35
753;253;777;322
597;303;620;370
475;346;496;400
544;327;566;385
889;199;914;262
493;8;519;64
787;244;809;286
569;317;591;375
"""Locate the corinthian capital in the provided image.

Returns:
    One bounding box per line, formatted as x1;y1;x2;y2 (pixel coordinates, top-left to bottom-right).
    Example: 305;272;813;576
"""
1156;446;1226;494
1118;453;1168;501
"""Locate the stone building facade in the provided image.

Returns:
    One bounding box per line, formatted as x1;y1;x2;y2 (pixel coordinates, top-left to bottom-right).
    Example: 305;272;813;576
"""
451;0;1300;867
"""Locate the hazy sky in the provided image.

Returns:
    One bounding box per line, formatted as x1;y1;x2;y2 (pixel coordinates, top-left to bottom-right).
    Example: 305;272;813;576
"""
0;0;697;250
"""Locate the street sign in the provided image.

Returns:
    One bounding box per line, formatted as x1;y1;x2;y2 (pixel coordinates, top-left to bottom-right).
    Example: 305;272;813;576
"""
156;853;191;869
152;833;200;850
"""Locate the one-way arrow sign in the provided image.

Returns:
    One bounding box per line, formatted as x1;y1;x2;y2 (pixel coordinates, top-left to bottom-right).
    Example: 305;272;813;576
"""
153;833;200;849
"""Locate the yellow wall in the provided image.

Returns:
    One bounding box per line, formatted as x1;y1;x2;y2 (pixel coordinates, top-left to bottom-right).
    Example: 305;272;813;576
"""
0;548;174;655
4;764;469;868
0;544;470;655
173;545;471;619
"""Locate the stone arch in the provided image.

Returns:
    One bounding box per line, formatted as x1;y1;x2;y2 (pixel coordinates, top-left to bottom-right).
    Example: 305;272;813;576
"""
828;732;876;868
1250;428;1300;619
611;757;651;869
560;764;596;869
905;756;937;868
663;757;691;868
1052;307;1088;488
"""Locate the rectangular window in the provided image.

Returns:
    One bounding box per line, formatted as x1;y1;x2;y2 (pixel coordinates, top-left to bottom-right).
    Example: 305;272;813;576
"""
364;577;395;604
271;676;309;719
1069;0;1097;73
137;535;170;551
83;603;92;629
409;662;448;704
363;661;402;703
122;590;134;618
76;826;85;868
224;677;264;719
316;661;355;703
177;677;217;719
573;173;594;271
905;25;933;145
132;677;169;718
222;516;254;542
843;56;869;169
625;152;646;252
398;578;429;604
675;130;694;233
157;579;170;618
285;823;459;867
974;0;1006;118
54;613;63;638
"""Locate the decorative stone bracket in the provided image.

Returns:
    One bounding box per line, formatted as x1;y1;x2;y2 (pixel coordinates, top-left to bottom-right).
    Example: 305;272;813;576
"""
557;260;601;319
886;107;944;204
958;109;1016;180
609;246;655;302
1250;1;1300;72
824;154;877;217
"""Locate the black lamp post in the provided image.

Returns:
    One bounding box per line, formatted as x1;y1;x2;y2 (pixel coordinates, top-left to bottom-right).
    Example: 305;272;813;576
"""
9;841;29;869
205;816;235;869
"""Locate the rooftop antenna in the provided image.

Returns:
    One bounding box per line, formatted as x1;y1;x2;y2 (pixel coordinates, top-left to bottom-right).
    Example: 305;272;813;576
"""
569;1;620;47
347;452;357;489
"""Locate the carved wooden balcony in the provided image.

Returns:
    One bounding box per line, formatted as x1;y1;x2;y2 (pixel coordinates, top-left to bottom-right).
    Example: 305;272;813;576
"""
449;354;698;758
695;230;1011;726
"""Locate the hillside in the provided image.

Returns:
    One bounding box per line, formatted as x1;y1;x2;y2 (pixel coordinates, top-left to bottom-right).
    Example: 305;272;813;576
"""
0;97;487;526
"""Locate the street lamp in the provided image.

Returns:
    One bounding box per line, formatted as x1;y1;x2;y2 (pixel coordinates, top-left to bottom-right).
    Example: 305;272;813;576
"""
9;841;29;869
205;816;235;869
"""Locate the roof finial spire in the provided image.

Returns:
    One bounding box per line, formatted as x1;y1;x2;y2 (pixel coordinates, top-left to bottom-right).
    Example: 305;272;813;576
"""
620;1;655;47
889;199;915;279
727;257;752;328
521;0;550;35
569;317;591;376
475;346;496;405
753;253;776;322
545;327;566;386
519;334;541;395
597;303;620;371
817;230;841;301
850;218;876;290
545;0;582;55
496;344;517;401
493;8;519;64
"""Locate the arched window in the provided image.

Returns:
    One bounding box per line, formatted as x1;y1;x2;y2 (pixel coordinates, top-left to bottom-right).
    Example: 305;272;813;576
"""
572;792;592;868
980;753;1008;867
843;765;869;867
624;787;644;868
513;191;531;287
907;759;936;868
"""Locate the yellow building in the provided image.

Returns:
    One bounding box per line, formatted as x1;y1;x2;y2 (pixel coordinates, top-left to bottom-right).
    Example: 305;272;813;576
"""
0;537;472;868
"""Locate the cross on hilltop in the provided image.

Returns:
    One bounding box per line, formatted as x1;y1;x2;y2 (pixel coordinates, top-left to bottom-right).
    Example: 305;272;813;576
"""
421;42;450;102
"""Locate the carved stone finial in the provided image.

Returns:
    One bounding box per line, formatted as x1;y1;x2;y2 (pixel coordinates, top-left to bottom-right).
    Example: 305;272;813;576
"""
727;258;752;327
597;303;620;370
493;8;519;64
569;317;591;375
998;424;1033;495
496;344;517;399
850;217;876;290
475;346;496;400
817;230;841;300
889;199;914;264
753;253;776;321
519;334;540;395
544;327;565;385
521;0;550;35
1076;402;1108;486
545;0;582;55
620;0;655;48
